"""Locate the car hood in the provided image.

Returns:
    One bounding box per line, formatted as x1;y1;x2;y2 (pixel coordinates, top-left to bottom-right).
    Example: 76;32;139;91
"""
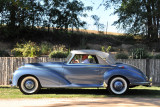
23;62;64;68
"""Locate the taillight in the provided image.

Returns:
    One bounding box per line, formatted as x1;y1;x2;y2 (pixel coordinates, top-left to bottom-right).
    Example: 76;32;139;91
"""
119;66;125;69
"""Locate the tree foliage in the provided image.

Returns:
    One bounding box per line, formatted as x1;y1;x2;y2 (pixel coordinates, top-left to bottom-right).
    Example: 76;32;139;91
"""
104;0;160;42
91;15;104;31
0;0;92;33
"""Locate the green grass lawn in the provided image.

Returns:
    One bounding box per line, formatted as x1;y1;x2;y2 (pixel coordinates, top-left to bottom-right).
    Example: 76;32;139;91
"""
0;86;160;99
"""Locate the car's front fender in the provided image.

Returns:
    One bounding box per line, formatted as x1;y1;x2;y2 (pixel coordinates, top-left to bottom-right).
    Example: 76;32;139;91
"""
12;67;70;87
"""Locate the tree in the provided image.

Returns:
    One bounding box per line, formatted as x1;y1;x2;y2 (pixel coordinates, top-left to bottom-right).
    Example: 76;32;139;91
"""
0;0;93;41
0;0;7;25
0;0;92;30
91;15;104;32
44;0;92;32
104;0;160;42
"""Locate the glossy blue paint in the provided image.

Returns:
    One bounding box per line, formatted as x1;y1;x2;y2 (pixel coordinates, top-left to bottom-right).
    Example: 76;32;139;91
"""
12;62;70;87
104;63;148;86
11;50;150;90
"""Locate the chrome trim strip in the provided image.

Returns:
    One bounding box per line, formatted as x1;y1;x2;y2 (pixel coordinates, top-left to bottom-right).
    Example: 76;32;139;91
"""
23;66;62;68
63;66;112;68
23;65;112;69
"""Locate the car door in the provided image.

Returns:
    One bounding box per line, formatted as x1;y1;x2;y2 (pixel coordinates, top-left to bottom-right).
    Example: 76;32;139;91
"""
63;54;113;85
63;63;103;85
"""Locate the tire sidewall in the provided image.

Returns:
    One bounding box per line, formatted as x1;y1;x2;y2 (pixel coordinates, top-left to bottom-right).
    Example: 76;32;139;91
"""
19;76;40;95
108;77;128;95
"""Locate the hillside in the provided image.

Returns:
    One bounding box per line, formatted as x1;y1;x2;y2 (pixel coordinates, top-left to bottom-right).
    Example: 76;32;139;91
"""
77;29;125;36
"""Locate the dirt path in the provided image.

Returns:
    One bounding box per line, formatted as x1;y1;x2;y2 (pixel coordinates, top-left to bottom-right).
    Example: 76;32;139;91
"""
0;98;160;107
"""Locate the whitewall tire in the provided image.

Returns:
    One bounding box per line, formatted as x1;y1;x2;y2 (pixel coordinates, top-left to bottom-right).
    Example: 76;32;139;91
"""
19;76;40;95
108;77;128;95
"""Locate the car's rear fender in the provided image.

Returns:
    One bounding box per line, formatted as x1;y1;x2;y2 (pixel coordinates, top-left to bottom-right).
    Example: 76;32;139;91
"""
104;69;147;85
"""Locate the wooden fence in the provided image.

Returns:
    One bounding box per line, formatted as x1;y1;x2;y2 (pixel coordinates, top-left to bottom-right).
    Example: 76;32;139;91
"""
0;57;159;86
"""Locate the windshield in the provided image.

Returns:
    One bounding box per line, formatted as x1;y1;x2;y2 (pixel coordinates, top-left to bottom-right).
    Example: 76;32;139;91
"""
64;53;72;63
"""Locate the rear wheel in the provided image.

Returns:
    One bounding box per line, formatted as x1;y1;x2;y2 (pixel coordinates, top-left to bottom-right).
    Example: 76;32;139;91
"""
19;76;40;95
108;77;128;95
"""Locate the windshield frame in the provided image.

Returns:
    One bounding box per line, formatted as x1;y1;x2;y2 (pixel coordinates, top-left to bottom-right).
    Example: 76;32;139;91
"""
64;53;73;63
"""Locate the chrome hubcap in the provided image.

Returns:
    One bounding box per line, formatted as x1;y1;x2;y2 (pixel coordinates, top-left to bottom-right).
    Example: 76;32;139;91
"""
25;80;34;90
113;81;124;91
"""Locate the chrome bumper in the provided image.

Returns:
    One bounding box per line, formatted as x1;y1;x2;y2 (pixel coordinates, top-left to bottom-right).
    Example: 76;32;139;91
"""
9;79;12;85
9;79;15;87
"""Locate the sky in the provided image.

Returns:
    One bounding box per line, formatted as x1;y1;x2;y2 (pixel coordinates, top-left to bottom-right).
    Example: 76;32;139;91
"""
80;0;123;33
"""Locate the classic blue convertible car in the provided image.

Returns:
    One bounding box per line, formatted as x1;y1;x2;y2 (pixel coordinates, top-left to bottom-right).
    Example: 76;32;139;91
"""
11;50;150;95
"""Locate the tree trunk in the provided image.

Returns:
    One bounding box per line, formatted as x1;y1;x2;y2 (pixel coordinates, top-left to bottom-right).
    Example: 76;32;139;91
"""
144;0;153;41
31;1;34;29
10;4;17;27
21;9;25;27
48;24;50;33
156;0;160;39
151;0;158;41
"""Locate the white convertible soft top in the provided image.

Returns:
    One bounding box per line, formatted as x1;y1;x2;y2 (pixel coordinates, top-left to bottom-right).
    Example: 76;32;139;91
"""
71;50;115;64
71;50;109;59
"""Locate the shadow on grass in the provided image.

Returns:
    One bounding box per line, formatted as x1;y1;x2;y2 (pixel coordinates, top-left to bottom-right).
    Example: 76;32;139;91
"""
0;86;11;89
1;86;159;98
38;88;160;98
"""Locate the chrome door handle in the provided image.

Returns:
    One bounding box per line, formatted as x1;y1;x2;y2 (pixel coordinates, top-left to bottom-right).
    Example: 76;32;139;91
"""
94;70;99;72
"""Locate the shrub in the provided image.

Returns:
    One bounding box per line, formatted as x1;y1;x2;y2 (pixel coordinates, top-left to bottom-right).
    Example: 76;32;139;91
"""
101;46;112;53
130;48;149;59
101;46;105;52
0;50;10;57
40;42;52;55
154;54;160;59
115;53;129;59
52;44;68;52
49;44;69;58
12;41;40;57
49;51;68;58
12;51;22;57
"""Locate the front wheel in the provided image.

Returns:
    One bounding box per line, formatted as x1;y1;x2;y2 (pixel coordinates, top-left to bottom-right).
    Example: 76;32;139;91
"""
108;77;128;95
19;76;41;95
